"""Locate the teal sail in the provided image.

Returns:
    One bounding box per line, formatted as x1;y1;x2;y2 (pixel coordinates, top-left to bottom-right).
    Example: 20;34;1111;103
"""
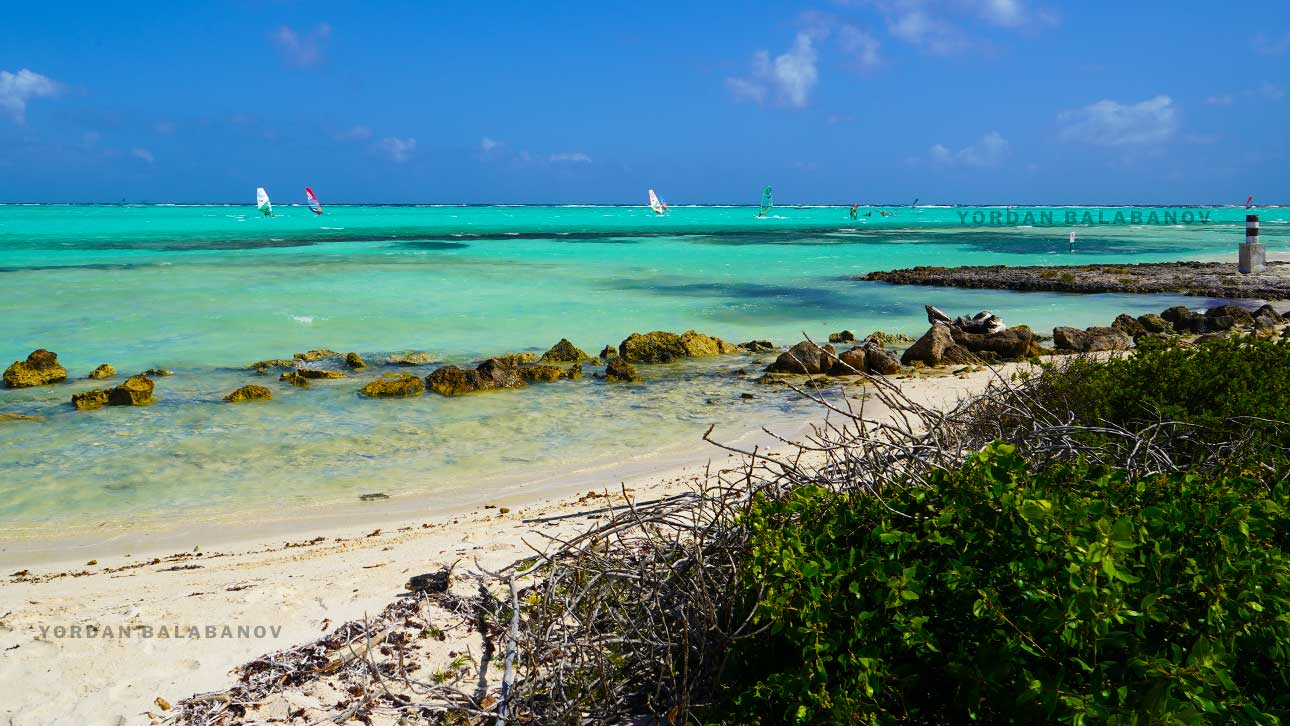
758;185;773;217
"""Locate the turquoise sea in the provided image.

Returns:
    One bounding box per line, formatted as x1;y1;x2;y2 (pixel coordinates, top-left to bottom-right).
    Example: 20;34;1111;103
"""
1;204;1286;539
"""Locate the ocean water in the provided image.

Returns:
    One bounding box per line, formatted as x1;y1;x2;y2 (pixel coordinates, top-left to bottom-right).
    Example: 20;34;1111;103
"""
1;204;1285;538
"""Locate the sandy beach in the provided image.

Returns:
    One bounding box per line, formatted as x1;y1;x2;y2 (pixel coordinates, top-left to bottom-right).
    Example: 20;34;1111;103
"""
0;364;1005;726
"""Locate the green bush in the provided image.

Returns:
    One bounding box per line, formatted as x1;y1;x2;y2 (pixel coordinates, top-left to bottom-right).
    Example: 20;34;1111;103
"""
1041;337;1290;476
716;445;1290;724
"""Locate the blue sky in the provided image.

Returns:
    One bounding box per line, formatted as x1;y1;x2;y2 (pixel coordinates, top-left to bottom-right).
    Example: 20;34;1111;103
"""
1;1;1287;204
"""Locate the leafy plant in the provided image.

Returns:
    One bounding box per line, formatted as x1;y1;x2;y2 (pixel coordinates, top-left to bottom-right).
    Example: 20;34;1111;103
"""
717;445;1290;724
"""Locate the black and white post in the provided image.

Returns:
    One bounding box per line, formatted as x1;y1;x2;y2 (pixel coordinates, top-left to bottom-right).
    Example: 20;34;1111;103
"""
1239;214;1265;274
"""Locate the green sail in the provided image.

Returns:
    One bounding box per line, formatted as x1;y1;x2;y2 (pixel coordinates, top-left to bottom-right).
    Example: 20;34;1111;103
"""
758;185;773;217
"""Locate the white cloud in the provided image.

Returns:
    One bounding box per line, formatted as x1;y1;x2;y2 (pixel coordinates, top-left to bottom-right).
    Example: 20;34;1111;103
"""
1057;95;1178;146
929;130;1009;168
1252;31;1290;56
336;125;372;141
868;0;1055;54
0;68;60;123
377;136;416;162
481;136;499;152
273;23;332;68
549;151;591;163
726;32;819;108
838;25;882;69
131;147;155;163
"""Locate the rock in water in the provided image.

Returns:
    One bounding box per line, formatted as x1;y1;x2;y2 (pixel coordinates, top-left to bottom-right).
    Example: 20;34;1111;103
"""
540;339;594;363
144;368;174;376
0;412;42;423
766;340;837;374
360;373;425;398
248;359;294;374
739;340;775;353
619;331;688;363
599;345;618;361
387;351;437;366
279;371;310;387
605;358;641;382
107;375;154;406
285;368;346;380
563;363;583;380
294;349;339;362
72;389;110;411
88;364;116;380
678;330;739;357
345;352;367;369
224;385;273;403
900;325;979;367
3;349;69;388
520;364;565;382
864;331;917;347
829;347;868;375
425;359;527;396
495;352;540;366
828;330;855;344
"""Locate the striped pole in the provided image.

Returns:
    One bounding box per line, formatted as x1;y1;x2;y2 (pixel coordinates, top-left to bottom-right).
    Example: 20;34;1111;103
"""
1239;214;1265;274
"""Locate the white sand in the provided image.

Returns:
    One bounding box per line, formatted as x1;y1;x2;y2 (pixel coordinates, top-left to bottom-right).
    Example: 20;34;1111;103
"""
0;366;1007;726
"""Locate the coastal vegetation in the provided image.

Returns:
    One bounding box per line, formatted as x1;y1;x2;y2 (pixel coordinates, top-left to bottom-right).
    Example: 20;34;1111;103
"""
166;330;1290;725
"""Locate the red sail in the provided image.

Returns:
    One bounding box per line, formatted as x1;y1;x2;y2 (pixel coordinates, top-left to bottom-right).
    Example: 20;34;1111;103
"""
306;187;323;215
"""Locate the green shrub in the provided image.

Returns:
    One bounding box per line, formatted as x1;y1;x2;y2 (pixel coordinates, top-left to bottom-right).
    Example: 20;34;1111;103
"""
1024;336;1290;478
716;445;1290;724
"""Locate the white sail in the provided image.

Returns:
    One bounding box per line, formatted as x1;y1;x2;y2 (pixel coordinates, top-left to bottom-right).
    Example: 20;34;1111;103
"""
256;187;272;216
648;189;664;215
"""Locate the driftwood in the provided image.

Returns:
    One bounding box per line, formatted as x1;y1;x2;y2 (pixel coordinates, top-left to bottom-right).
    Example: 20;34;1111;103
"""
926;304;1007;334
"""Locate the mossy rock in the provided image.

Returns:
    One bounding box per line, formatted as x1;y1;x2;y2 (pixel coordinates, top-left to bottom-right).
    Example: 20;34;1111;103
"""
88;364;116;380
599;345;618;361
286;368;346;380
279;371;310;387
619;331;687;363
828;330;856;343
387;351;437;366
248;359;294;374
294;349;339;362
425;366;473;396
540;339;593;363
563;363;583;380
520;364;565;383
679;330;740;357
360;373;425;398
605;358;642;382
496;352;540;366
0;412;43;423
107;375;154;406
3;349;68;388
739;340;775;353
345;352;367;369
72;389;110;411
144;368;174;377
224;384;273;403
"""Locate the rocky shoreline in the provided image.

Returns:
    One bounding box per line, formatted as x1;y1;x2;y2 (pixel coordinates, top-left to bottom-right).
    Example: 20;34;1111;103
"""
861;261;1290;300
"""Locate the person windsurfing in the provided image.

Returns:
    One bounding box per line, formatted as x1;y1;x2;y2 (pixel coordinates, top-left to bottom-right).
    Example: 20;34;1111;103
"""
849;204;859;220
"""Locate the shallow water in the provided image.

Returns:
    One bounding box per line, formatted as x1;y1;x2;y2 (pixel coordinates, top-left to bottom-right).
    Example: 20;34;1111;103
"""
1;205;1284;534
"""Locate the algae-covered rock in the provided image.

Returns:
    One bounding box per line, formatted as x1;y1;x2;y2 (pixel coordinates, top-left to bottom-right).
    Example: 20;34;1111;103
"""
144;368;174;377
475;358;525;389
540;339;593;364
520;364;565;383
4;349;69;388
599;345;618;361
1136;314;1172;335
425;366;473;396
496;352;540;366
387;351;437;366
249;359;294;374
287;368;346;380
72;389;110;411
864;331;917;347
279;371;310;387
294;349;339;362
345;352;367;369
0;412;43;423
360;373;425;398
88;364;116;380
1111;314;1147;339
107;375;154;406
224;385;273;403
619;331;687;363
426;359;527;396
563;363;583;380
739;340;775;353
828;330;855;344
679;330;739;357
605;358;641;382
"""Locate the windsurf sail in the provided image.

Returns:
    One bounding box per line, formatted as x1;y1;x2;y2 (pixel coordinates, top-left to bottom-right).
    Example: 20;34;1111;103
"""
306;187;323;215
1069;231;1076;252
256;187;272;217
1246;195;1254;209
911;197;920;207
758;185;773;217
648;189;665;215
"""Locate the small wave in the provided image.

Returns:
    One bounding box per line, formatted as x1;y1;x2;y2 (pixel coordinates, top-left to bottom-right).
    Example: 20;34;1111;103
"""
292;316;315;325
